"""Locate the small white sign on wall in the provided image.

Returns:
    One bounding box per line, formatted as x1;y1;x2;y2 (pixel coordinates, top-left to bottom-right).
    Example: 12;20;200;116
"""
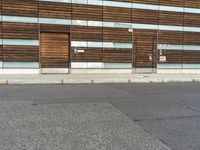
160;56;166;62
128;28;133;32
77;49;85;53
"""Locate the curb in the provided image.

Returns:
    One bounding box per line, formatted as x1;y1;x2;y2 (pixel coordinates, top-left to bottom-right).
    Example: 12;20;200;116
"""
0;78;200;85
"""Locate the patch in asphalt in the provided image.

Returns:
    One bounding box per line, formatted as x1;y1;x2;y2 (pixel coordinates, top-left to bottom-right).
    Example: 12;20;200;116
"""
0;101;170;150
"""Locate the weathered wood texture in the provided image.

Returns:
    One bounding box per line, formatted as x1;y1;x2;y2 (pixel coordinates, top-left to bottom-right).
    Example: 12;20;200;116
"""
71;48;103;62
40;33;69;68
3;46;39;62
0;0;200;68
133;30;157;68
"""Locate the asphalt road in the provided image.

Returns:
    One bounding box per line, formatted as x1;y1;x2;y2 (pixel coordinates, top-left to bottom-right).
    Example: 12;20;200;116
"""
1;83;200;150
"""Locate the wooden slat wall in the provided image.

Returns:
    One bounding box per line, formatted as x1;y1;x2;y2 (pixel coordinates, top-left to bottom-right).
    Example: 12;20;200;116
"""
39;1;71;19
133;0;158;5
133;30;157;68
103;48;132;63
0;0;2;61
40;33;69;68
160;0;185;7
2;0;38;17
71;26;103;41
132;9;158;24
159;11;184;26
103;6;131;23
3;46;39;62
0;0;200;69
72;4;103;21
185;0;200;8
40;24;70;33
103;27;132;63
71;48;103;62
2;22;38;39
161;50;182;63
2;0;39;63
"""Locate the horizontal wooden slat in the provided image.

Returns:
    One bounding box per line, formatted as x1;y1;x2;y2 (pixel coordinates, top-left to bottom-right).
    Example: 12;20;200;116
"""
71;26;103;41
40;24;70;33
71;48;103;62
3;46;39;62
103;48;132;63
2;0;38;17
2;22;38;39
39;2;71;19
103;28;132;42
103;6;131;23
40;33;69;68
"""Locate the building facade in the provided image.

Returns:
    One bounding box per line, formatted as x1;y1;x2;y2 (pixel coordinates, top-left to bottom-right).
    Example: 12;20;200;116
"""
1;0;200;74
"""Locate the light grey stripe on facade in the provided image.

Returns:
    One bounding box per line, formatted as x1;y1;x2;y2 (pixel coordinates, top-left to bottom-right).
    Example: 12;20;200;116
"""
157;63;200;69
2;62;39;69
0;62;2;69
2;15;38;23
39;18;71;25
71;62;132;69
38;0;200;14
2;15;200;32
158;44;200;51
0;39;39;46
71;41;133;49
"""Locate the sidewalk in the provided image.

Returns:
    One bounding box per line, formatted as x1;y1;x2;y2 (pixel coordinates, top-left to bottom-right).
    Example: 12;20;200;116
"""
1;73;200;84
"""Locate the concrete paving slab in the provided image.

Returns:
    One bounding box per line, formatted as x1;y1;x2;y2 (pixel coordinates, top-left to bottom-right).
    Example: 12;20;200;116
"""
0;101;170;150
112;98;199;120
7;79;63;85
137;116;200;150
0;74;200;84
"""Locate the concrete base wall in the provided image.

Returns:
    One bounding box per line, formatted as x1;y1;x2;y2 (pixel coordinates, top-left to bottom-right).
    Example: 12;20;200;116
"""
70;69;132;74
1;68;200;74
157;69;200;74
41;68;69;74
0;69;40;74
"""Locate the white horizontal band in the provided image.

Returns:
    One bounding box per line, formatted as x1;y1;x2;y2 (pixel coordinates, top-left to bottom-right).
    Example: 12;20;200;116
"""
158;44;200;51
0;39;39;46
71;41;132;49
37;0;200;14
2;15;200;32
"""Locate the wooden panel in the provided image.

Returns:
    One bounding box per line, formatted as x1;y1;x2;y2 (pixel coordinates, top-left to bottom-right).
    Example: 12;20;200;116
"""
71;26;103;41
0;46;2;61
40;24;70;33
0;0;1;15
133;30;157;68
160;0;184;7
114;0;132;2
3;46;39;61
159;11;184;26
158;31;183;44
132;0;159;4
103;6;131;23
71;48;103;62
72;4;103;21
132;9;158;24
2;0;38;17
185;0;200;8
103;28;132;42
3;22;38;39
39;2;71;19
183;51;200;63
40;33;69;68
103;48;132;63
184;13;200;27
161;50;182;63
184;32;200;45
